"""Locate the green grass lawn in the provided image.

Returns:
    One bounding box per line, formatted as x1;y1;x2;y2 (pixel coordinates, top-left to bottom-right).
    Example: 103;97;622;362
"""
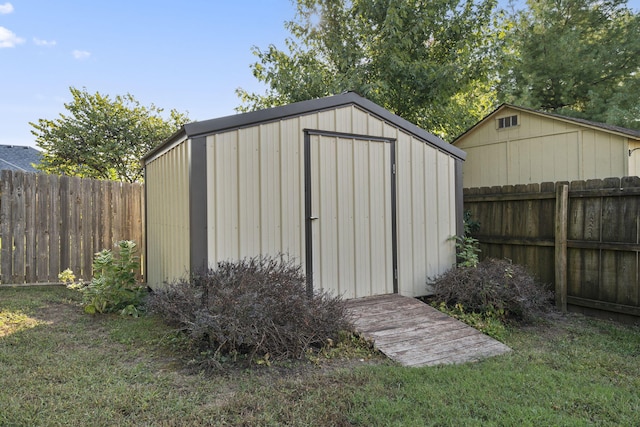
1;286;639;426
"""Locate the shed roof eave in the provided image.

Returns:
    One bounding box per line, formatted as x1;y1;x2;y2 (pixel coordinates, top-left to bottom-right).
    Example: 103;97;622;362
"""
142;129;188;166
142;92;466;162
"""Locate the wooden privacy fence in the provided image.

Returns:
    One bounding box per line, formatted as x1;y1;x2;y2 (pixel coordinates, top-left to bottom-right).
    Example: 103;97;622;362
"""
0;170;144;285
464;176;640;319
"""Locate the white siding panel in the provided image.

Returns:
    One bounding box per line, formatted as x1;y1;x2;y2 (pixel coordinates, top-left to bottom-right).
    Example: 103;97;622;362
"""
212;131;240;261
238;126;261;257
423;148;439;276
351;107;369;135
436;151;456;272
145;139;190;287
259;122;282;254
395;131;413;294
201;105;460;299
206;135;217;263
279;118;304;260
337;138;357;297
315;135;338;294
629;139;640;177
411;138;427;290
353;140;372;297
395;133;457;297
310;134;393;298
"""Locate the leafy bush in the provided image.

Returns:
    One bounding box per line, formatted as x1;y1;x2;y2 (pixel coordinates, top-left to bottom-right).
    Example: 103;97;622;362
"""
430;258;553;323
432;302;506;341
67;240;146;316
451;211;481;268
147;255;354;368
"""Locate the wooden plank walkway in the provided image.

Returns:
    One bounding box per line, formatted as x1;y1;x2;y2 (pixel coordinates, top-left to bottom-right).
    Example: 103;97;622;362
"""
346;294;511;367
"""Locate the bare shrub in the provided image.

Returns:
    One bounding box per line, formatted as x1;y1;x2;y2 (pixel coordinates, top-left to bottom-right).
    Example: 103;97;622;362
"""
147;255;353;366
430;258;554;323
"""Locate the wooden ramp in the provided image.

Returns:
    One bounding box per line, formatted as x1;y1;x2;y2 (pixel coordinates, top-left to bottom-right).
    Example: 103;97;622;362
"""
346;294;511;367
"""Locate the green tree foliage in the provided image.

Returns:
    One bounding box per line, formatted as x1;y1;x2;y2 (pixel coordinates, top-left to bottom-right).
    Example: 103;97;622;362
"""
497;0;640;129
31;87;189;182
237;0;498;141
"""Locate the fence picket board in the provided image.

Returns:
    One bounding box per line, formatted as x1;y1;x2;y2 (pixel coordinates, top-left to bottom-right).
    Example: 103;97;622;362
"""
11;172;26;284
36;174;50;281
1;171;13;284
567;180;585;299
0;172;144;285
91;180;101;258
102;181;112;249
59;175;70;273
68;177;82;275
49;174;61;281
81;178;93;278
24;174;36;282
465;176;640;319
111;181;122;244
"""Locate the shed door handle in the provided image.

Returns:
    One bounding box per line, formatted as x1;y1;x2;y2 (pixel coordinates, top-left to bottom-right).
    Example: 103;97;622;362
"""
309;216;319;220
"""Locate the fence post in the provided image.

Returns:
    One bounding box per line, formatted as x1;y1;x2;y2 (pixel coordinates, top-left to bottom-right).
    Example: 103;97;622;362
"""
555;183;569;312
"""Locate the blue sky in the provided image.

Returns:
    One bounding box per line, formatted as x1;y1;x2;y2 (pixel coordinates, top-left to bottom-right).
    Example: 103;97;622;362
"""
1;1;295;148
1;0;639;149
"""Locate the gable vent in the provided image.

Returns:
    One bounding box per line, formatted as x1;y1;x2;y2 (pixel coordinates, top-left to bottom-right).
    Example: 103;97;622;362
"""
497;115;518;129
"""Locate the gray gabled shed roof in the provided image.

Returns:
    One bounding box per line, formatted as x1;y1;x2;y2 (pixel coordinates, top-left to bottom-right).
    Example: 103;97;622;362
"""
143;92;466;163
0;145;42;172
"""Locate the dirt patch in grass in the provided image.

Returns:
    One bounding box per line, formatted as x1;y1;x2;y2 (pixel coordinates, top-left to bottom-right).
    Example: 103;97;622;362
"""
33;301;81;324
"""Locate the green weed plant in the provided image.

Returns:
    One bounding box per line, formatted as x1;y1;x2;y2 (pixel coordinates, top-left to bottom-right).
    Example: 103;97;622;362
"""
66;240;146;316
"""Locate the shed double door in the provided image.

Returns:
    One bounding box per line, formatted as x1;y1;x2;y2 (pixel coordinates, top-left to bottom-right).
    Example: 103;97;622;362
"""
304;130;397;299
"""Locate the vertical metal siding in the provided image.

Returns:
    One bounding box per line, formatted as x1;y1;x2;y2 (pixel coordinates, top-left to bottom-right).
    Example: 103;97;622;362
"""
393;129;457;297
145;139;190;286
308;133;393;299
200;105;457;298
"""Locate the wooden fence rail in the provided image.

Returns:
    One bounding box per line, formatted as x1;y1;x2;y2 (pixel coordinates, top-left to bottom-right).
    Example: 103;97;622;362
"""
1;170;144;285
464;176;640;320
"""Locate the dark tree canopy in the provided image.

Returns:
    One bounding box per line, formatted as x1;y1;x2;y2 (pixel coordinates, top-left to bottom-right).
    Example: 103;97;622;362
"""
237;0;498;141
31;87;189;182
496;0;640;129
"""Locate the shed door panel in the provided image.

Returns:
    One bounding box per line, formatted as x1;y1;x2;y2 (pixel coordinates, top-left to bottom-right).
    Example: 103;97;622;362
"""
308;134;394;299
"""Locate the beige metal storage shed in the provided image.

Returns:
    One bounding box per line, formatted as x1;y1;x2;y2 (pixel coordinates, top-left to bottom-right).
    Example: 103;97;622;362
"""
143;93;466;299
453;104;640;188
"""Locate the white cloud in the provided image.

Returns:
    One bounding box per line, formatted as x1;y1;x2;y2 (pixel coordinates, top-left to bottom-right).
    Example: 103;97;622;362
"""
0;26;24;48
33;37;56;47
72;49;91;60
0;3;14;14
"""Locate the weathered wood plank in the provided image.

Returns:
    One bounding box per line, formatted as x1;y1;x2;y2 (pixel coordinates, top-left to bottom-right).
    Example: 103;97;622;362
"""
36;174;50;281
568;296;640;317
0;172;144;285
555;183;568;311
59;175;70;273
1;171;13;284
347;294;511;367
24;173;36;283
68;177;82;277
464;192;556;202
91;180;101;261
111;181;122;244
12;172;25;284
81;178;93;278
474;237;554;247
48;174;60;281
